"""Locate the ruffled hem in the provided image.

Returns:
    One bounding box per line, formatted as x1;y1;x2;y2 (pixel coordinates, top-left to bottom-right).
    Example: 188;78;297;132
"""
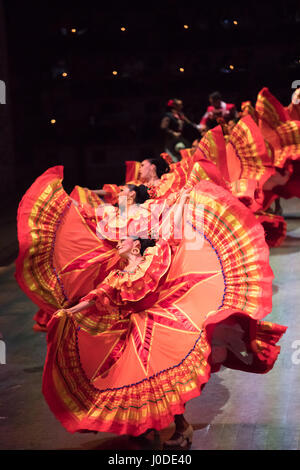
256;87;290;128
189;180;274;320
241;101;259;124
255;211;287;247
273;161;300;199
43;308;286;436
185;160;228;191
113;240;171;302
15;166;71;323
196;125;227;169
227;115;275;189
43;313;212;435
221;317;287;374
81;239;171;305
229;178;264;212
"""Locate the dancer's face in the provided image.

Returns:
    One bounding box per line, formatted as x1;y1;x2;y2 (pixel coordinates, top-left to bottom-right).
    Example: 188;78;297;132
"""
139;160;156;182
174;99;183;111
119;185;130;196
117;238;140;258
119;185;136;205
227;120;236;133
209;97;221;108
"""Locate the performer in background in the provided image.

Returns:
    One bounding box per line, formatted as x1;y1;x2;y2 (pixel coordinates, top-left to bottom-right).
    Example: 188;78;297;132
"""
197;91;238;133
286;87;300;121
160;98;197;162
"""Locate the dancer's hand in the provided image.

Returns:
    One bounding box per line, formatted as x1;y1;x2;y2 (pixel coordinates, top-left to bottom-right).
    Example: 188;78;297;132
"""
61;300;95;315
173;131;181;138
180;187;192;202
71;198;79;207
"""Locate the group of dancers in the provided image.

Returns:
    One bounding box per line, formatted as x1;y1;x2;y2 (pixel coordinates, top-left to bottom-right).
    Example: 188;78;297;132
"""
14;85;300;448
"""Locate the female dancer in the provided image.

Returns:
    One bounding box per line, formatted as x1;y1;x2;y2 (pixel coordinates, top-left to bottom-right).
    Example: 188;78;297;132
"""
74;149;226;209
189;120;288;247
160;98;196;162
15;167;155;330
33;178;286;448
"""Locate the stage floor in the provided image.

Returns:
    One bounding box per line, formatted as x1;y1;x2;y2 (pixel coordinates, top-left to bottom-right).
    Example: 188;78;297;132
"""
1;198;300;450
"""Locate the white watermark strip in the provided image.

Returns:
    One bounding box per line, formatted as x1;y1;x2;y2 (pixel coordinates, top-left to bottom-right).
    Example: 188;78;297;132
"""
0;340;6;364
291;80;300;105
0;80;6;104
291;339;300;365
95;197;205;250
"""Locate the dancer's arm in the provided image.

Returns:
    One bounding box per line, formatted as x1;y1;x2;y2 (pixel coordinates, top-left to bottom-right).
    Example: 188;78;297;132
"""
90;189;110;196
160;116;181;138
65;299;95;314
172;187;192;227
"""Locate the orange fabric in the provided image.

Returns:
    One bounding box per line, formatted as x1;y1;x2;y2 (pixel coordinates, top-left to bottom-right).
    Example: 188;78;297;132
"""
15;167;120;326
196;126;227;169
241;101;259;124
70;186;102;208
256;87;300;166
255;87;300;199
125;161;141;183
256;87;290;127
42;181;286;436
102;184;120;205
224;116;275;211
227;115;275;186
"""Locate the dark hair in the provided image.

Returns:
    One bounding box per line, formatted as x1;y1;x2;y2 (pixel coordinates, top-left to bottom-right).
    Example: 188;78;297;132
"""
145;157;170;178
209;91;222;101
137;237;156;255
127;184;150;204
167;98;181;109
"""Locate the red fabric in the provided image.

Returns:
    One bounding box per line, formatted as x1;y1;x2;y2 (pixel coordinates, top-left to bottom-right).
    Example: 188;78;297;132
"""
256;87;300;199
42;181;286;436
125;161;140;184
200;102;236;127
255;211;287;247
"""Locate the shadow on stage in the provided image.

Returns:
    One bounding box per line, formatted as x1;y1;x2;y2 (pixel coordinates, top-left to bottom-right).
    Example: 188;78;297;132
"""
270;235;300;255
272;284;279;295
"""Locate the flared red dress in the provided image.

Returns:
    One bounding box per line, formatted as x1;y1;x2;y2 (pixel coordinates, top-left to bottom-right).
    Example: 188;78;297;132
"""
29;175;287;436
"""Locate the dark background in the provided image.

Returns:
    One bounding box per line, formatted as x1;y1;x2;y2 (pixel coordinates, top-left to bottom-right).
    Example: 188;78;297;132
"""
1;0;300;201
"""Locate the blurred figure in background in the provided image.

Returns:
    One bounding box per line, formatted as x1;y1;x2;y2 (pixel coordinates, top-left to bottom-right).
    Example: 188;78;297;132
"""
160;98;197;162
197;91;238;133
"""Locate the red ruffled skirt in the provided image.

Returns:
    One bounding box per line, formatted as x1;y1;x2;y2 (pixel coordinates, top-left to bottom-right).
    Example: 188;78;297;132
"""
41;180;286;436
15;166;118;327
